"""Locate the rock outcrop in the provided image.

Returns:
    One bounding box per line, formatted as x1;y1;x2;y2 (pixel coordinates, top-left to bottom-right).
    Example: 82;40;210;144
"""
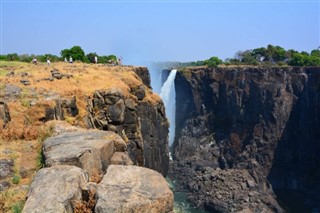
23;165;88;213
132;67;151;88
0;101;11;127
43;130;122;179
24;122;173;213
172;66;320;212
95;165;174;213
85;87;169;176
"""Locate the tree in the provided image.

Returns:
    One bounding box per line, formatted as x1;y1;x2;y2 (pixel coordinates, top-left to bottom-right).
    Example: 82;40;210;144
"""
6;53;18;61
311;49;320;58
85;52;98;63
204;56;222;68
252;47;267;62
60;46;85;62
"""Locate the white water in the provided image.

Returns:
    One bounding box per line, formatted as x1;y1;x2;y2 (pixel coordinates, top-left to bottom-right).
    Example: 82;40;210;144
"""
160;69;177;147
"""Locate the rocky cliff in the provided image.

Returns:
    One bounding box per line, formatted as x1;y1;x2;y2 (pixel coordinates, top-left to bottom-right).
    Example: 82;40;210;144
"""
171;66;320;212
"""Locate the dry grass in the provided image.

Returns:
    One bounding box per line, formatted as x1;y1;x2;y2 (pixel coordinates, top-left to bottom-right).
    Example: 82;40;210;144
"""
0;61;160;138
72;189;96;213
0;61;161;211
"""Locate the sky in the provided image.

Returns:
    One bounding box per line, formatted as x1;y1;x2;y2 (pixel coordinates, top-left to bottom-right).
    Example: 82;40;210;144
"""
1;0;319;65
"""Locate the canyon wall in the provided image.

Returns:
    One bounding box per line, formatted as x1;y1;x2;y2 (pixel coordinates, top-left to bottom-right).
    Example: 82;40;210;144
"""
172;66;320;212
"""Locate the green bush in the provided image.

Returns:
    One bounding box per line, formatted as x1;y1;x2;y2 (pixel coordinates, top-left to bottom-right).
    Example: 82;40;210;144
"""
11;201;24;213
12;175;21;184
204;56;223;68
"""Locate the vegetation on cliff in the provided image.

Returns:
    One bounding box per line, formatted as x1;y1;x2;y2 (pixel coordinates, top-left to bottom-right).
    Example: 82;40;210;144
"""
178;45;320;67
0;46;119;65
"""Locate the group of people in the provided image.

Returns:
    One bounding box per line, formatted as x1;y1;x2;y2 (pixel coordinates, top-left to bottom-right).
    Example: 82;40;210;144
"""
64;57;73;63
31;56;121;65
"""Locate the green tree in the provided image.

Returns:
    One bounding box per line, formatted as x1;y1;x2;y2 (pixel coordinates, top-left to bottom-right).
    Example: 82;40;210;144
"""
86;52;98;63
60;48;71;60
311;49;320;58
7;53;18;61
252;47;267;62
60;46;85;61
204;56;222;68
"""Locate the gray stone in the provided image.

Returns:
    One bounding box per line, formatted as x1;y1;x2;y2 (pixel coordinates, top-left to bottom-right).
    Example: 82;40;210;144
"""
95;165;173;213
108;99;125;123
133;85;146;100
124;98;136;110
0;181;11;191
43;130;120;178
110;152;133;165
0;159;14;178
23;165;88;213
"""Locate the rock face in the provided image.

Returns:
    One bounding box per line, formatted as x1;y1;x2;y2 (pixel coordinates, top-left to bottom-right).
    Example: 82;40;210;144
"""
172;66;320;211
132;67;151;88
25;122;174;213
23;165;88;213
0;101;11;127
43;130;124;179
95;165;174;213
85;87;169;176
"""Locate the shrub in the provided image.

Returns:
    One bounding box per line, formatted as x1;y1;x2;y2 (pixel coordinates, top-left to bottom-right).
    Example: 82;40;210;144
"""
11;201;24;213
12;175;21;185
204;56;223;68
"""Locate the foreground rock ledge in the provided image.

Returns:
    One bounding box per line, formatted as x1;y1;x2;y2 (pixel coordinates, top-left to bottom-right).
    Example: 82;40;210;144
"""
95;165;174;213
23;165;88;213
43;130;124;178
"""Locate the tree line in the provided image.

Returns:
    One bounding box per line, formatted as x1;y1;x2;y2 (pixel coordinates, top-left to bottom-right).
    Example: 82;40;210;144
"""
0;46;119;65
185;45;320;68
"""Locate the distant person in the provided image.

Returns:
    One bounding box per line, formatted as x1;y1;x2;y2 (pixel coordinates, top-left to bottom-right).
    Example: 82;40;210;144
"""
32;58;37;65
94;56;98;64
117;57;122;66
69;57;73;63
64;57;67;62
47;58;51;66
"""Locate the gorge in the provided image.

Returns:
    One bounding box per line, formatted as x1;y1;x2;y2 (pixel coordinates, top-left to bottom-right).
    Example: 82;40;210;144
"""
1;62;320;213
155;66;320;213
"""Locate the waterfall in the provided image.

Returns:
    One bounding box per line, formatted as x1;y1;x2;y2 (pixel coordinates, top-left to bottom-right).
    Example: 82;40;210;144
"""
160;69;177;147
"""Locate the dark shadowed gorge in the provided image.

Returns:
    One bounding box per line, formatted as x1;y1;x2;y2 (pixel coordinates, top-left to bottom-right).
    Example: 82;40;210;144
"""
170;66;320;212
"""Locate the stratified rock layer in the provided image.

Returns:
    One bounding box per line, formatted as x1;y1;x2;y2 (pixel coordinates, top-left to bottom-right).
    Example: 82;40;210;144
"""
95;165;174;213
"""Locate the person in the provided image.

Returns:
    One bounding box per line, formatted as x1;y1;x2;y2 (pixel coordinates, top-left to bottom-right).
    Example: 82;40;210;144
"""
64;57;67;62
69;57;73;63
94;56;98;64
47;58;51;66
32;58;37;65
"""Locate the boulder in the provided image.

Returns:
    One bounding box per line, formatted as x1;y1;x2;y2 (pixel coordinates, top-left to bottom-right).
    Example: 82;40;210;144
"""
0;159;14;179
108;99;125;123
23;165;88;213
43;130;120;178
0;101;11;127
110;152;133;165
95;165;174;213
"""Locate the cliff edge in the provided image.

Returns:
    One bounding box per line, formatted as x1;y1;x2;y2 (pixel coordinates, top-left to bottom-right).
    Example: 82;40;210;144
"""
172;66;320;212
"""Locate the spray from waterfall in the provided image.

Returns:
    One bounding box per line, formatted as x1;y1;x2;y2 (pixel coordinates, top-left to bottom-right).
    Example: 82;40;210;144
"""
160;69;177;147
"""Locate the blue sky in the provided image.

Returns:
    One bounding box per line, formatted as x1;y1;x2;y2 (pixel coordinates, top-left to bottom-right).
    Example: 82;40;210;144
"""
1;0;319;65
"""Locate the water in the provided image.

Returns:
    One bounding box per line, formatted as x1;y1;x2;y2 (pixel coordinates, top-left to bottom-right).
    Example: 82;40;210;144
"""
160;69;177;146
167;178;209;213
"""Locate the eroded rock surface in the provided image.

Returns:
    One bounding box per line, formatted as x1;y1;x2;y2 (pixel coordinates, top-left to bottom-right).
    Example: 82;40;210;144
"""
95;165;173;213
172;66;320;212
43;130;120;178
23;165;88;213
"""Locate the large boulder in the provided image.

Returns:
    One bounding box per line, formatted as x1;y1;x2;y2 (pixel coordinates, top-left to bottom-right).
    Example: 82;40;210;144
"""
95;165;174;213
23;165;88;213
43;130;124;178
